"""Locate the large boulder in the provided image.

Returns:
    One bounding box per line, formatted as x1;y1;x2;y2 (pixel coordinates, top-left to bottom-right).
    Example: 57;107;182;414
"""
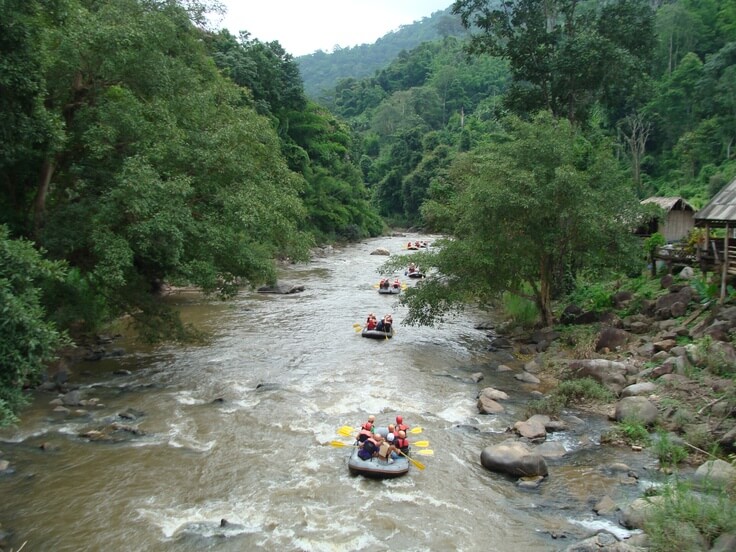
620;496;664;529
256;283;305;294
621;382;657;398
563;531;640;552
568;359;629;395
595;326;630;352
614;396;659;426
693;459;736;491
480;439;548;477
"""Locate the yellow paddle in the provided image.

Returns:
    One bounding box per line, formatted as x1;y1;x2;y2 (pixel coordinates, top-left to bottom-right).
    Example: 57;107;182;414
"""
330;440;358;448
398;450;425;470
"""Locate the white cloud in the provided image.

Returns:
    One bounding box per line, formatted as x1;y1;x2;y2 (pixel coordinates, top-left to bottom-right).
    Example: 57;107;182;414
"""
214;0;451;56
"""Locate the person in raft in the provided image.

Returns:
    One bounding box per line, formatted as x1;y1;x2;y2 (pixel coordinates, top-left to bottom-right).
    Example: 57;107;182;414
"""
365;313;377;330
392;278;401;289
395;415;410;434
358;433;379;460
395;430;410;455
407;263;417;274
375;433;398;464
356;422;373;444
375;314;393;333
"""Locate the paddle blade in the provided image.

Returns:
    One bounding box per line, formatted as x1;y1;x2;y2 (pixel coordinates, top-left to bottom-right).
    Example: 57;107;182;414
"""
413;441;430;448
330;440;349;448
415;449;434;456
336;427;354;437
400;450;425;470
409;427;422;434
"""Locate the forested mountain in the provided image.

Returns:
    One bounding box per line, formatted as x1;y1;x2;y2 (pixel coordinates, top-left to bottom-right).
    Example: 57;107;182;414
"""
323;0;736;226
295;6;468;100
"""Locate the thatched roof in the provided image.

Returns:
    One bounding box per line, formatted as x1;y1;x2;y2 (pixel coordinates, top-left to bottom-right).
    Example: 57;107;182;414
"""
694;177;736;226
641;196;695;212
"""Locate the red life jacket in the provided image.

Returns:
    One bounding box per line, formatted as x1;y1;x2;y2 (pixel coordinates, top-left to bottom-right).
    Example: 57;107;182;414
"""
395;437;409;449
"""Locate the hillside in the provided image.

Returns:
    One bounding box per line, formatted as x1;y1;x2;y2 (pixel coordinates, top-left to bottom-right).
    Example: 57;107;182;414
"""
295;6;468;100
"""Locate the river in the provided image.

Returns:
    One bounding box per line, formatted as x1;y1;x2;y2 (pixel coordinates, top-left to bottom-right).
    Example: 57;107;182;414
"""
0;234;654;551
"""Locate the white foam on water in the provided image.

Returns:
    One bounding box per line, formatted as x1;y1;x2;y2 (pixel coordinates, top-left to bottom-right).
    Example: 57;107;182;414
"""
166;420;216;452
292;532;380;552
568;516;637;540
173;390;204;405
435;395;477;424
136;500;260;539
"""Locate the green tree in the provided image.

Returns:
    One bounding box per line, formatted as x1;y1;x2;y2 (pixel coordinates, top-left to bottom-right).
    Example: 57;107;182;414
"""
0;226;68;425
3;0;313;338
400;112;642;326
451;0;655;124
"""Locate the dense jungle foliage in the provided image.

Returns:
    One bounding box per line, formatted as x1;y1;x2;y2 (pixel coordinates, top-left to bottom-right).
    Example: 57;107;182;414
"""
1;0;735;424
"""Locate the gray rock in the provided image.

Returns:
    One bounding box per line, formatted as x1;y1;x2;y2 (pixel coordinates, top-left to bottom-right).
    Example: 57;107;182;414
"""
514;371;540;384
563;531;640;552
711;532;736;552
593;495;618;515
614;396;658;426
477;396;504;414
620;496;664;529
693;459;736;490
621;382;657;398
478;387;509;401
535;441;567;459
480;439;549;477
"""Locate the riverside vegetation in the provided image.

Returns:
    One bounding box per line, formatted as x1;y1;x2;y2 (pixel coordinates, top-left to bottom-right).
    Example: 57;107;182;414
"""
493;268;736;551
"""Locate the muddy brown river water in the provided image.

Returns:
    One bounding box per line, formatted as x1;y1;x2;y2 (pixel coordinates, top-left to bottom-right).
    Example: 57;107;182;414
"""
0;234;659;551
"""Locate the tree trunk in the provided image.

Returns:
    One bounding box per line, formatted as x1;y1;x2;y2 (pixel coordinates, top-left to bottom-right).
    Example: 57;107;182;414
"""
536;256;554;326
34;157;56;239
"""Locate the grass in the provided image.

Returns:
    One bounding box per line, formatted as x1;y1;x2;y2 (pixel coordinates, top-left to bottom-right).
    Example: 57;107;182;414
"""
652;431;688;468
500;291;538;329
524;377;614;417
644;479;736;551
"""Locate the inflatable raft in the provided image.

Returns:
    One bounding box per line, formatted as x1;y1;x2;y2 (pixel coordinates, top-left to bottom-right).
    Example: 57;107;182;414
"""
377;286;401;295
361;328;394;339
348;446;409;478
347;427;410;478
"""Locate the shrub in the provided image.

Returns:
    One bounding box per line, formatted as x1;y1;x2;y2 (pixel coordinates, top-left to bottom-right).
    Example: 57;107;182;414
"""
501;291;538;329
618;418;651;446
524;377;613;417
653;431;688;468
645;480;736;551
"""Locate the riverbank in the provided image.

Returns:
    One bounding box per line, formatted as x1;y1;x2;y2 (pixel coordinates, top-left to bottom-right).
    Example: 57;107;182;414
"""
488;270;736;550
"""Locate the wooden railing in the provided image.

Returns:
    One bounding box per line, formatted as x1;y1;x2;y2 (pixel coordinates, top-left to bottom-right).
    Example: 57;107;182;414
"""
695;238;736;276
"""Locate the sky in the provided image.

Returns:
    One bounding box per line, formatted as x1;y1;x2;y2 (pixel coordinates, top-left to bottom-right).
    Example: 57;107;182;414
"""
213;1;452;57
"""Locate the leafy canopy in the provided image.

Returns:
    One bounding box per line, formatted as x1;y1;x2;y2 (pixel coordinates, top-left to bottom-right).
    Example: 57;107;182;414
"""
400;111;643;326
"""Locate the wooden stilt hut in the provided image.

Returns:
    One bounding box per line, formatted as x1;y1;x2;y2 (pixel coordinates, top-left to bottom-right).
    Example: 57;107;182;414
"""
693;177;736;301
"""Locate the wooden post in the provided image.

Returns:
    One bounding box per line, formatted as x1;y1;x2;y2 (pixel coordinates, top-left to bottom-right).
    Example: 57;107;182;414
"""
721;223;730;302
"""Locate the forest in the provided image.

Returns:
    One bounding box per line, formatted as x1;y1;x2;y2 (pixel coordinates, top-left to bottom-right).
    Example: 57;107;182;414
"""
1;0;735;424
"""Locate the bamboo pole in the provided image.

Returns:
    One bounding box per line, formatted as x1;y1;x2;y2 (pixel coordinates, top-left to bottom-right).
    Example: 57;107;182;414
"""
721;223;730;302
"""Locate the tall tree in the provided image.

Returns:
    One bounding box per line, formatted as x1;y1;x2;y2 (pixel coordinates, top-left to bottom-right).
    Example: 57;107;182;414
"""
400;112;642;326
451;0;655;124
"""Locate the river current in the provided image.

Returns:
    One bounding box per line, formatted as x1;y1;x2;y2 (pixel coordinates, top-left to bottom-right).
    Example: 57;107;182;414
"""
0;234;653;551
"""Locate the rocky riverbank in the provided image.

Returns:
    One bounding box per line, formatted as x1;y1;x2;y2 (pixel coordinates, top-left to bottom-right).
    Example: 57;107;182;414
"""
476;272;736;551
